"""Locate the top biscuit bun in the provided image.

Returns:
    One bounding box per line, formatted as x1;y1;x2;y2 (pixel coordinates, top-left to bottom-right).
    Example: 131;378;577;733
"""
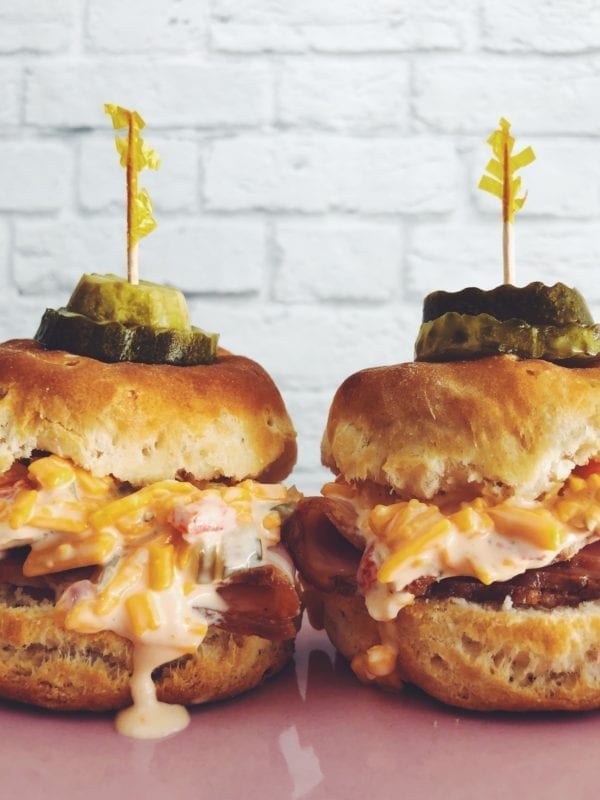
322;355;600;501
0;339;296;485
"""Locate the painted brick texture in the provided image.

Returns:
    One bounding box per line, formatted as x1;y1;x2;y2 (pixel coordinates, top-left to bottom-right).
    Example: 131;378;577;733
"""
1;1;599;491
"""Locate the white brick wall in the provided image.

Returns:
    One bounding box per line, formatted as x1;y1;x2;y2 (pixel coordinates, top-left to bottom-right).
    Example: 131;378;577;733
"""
211;0;470;53
278;60;410;130
1;1;600;493
273;220;403;303
0;1;75;54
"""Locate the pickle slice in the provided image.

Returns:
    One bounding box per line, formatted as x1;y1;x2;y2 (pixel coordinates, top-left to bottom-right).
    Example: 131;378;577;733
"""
35;309;218;366
422;282;593;327
67;273;191;331
415;312;600;364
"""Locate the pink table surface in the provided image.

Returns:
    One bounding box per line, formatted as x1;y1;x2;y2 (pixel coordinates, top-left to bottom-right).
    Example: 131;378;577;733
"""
0;619;597;800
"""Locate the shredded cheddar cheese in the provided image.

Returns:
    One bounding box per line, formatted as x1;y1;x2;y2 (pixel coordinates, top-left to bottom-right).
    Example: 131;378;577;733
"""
126;591;161;637
9;489;38;529
95;558;144;616
29;455;75;489
23;529;119;576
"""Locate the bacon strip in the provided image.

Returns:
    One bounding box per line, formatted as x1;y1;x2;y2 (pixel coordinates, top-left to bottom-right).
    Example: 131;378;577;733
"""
216;565;300;640
283;497;361;594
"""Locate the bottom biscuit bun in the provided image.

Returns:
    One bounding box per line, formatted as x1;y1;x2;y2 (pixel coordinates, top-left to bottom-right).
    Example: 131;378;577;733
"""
318;589;600;712
0;584;293;712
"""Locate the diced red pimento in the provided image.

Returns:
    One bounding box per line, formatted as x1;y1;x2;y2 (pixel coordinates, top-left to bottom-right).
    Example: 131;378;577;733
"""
0;462;28;485
573;460;600;479
55;579;96;612
0;462;31;497
168;496;236;542
357;543;379;593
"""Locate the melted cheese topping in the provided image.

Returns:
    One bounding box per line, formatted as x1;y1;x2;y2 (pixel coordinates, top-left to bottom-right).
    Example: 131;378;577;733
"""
323;472;600;622
0;456;299;739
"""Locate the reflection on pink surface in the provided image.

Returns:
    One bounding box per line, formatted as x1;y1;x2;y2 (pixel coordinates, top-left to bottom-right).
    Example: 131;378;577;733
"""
1;620;599;799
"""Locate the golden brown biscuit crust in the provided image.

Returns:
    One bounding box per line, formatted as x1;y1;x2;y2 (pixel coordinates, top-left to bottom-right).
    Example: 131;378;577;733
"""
322;355;600;501
0;339;296;485
0;586;293;711
319;589;600;711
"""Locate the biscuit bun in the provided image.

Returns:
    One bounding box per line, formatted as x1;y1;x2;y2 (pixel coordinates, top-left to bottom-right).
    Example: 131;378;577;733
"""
322;354;600;501
0;584;293;712
318;589;600;712
0;339;296;486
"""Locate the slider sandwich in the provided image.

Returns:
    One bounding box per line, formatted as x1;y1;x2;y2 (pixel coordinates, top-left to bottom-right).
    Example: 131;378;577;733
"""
0;275;300;738
284;283;600;711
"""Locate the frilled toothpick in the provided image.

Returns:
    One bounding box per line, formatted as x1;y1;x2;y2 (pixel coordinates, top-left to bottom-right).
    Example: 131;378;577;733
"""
104;104;160;285
478;117;535;285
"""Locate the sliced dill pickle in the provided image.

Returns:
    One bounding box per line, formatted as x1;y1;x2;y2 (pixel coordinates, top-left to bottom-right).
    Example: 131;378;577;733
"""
67;273;191;331
35;308;218;366
422;282;593;327
415;312;600;364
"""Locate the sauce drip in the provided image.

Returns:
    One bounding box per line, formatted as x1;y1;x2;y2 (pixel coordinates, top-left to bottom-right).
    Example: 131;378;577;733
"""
116;644;190;739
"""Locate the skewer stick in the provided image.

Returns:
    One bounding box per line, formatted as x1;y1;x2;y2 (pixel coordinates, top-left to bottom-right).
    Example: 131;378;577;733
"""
126;111;139;285
501;128;513;285
503;221;514;285
128;243;139;286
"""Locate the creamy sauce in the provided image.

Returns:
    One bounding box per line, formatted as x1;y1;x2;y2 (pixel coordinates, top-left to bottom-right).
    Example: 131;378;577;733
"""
116;644;190;739
350;621;403;688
